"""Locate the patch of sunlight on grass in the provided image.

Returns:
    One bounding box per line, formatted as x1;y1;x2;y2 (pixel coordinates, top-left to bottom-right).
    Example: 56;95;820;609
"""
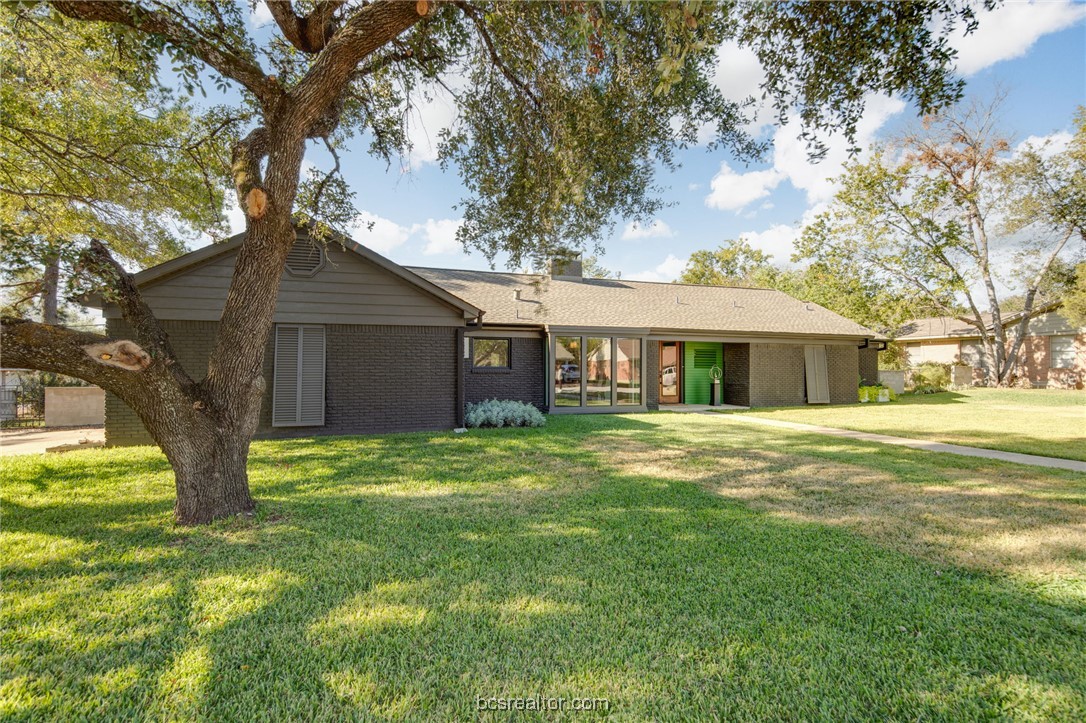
323;669;420;718
0;532;94;570
92;664;141;697
978;674;1081;722
311;581;432;638
523;522;599;538
154;643;211;720
193;571;297;630
496;595;582;626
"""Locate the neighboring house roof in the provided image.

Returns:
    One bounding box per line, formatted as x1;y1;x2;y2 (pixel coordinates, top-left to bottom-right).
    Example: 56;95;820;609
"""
897;300;1065;341
408;267;880;339
89;230;483;319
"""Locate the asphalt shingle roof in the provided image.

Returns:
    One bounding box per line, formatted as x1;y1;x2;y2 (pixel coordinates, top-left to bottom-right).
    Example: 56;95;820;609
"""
407;267;878;338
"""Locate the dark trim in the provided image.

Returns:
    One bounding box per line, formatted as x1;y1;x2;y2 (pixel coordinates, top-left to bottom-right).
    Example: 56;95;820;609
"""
455;327;465;427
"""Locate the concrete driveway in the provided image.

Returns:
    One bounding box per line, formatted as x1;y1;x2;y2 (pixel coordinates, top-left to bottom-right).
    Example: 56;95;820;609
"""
0;426;105;456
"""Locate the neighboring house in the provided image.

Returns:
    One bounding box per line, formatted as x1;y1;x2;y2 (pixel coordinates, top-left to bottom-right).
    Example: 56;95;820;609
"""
89;230;885;445
896;301;1085;389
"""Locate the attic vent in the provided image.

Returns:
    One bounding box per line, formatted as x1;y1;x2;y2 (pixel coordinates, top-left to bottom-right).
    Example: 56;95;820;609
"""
693;348;717;369
285;238;324;277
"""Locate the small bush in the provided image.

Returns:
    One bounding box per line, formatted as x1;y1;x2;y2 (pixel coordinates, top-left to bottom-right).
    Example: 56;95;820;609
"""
858;385;896;402
909;362;950;393
465;399;546;429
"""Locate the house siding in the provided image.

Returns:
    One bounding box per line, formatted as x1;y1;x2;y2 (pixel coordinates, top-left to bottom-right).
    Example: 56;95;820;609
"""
464;335;546;409
859;347;879;386
104;244;466;326
722;343;751;407
104;319;457;446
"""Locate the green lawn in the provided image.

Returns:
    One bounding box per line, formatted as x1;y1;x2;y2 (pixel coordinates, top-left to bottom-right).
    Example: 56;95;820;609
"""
3;414;1085;720
729;387;1086;461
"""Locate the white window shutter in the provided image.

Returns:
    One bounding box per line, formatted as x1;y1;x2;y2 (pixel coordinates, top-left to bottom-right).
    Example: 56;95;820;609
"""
804;345;830;404
273;325;325;426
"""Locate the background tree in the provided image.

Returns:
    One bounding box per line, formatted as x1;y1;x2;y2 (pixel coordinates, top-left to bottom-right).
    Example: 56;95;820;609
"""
677;239;773;286
797;99;1083;386
0;10;231;323
581;255;620;280
2;0;996;524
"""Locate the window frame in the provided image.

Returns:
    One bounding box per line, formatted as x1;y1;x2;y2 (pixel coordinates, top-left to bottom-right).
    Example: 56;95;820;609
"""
470;337;513;372
549;334;646;412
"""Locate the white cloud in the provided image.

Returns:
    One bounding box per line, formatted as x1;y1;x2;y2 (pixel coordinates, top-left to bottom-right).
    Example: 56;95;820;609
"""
351;211;413;254
249;1;273;28
627;254;687;282
711;41;775;135
771;93;905;205
1015;130;1073;159
737;224;801;265
403;69;469;169
952;1;1086;76
225;202;246;235
688;183;702;191
704;162;783;211
621;219;675;240
417;217;465;255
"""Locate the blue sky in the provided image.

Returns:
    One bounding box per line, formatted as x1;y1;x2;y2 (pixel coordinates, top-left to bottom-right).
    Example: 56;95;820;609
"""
226;0;1086;282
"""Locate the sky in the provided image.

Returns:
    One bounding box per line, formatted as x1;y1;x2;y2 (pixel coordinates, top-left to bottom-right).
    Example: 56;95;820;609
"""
225;0;1086;283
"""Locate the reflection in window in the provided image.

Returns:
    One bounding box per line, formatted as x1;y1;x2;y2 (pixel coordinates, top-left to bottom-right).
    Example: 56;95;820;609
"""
586;337;612;405
617;338;641;405
472;338;510;368
554;336;581;406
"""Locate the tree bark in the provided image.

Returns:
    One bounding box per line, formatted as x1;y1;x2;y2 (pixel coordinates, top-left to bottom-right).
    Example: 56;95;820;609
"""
41;253;60;325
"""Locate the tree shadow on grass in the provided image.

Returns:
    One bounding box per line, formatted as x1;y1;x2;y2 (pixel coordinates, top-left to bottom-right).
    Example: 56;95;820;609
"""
2;416;1085;720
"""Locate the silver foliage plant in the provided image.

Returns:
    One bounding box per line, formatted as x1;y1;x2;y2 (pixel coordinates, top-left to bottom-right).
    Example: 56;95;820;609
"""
465;399;546;429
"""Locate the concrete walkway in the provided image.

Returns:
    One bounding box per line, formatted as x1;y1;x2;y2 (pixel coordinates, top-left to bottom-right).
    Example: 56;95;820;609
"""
0;426;105;456
701;412;1086;473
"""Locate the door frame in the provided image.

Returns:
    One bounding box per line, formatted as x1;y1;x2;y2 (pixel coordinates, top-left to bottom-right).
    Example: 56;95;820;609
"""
659;341;682;404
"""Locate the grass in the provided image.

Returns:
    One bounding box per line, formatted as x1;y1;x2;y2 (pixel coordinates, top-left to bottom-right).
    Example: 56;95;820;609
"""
727;387;1086;461
3;414;1085;720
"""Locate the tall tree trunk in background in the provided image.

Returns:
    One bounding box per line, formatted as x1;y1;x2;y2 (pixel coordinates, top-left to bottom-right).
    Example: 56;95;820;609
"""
40;253;59;325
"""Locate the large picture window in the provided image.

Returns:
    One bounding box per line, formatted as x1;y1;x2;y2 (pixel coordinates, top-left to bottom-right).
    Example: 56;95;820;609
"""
273;325;326;427
586;338;612;405
553;336;643;409
617;338;642;405
472;338;511;368
554;337;582;406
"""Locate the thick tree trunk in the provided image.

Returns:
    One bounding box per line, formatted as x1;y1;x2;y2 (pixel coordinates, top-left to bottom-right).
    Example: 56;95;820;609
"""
160;423;255;525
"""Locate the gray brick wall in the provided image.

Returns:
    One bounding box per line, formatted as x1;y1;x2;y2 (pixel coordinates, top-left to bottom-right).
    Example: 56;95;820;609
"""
723;343;750;406
826;344;860;404
859;347;879;386
104;319;457;446
464;336;546;409
749;343;806;407
646;341;659;410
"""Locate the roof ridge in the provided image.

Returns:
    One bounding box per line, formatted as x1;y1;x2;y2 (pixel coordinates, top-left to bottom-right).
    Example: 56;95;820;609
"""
408;265;778;291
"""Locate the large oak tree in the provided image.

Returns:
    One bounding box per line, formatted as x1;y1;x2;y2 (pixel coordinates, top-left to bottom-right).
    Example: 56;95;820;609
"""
1;0;995;524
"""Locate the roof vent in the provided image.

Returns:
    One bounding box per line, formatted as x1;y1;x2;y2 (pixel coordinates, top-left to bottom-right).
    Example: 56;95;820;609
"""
285;237;325;277
513;288;522;300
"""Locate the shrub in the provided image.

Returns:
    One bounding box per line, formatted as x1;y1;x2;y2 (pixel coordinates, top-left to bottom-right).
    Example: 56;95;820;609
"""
909;362;950;393
465;399;546;429
858;385;896;402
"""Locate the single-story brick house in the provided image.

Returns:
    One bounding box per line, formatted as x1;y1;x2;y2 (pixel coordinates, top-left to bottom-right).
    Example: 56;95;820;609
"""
93;231;884;445
897;301;1085;389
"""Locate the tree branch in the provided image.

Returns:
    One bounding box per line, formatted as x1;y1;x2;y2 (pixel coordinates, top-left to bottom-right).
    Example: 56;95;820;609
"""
266;0;346;54
50;1;280;107
453;1;541;108
288;0;426;135
231;127;270;219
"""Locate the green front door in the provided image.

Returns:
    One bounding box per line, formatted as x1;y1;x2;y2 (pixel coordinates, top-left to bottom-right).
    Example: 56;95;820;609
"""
683;342;723;405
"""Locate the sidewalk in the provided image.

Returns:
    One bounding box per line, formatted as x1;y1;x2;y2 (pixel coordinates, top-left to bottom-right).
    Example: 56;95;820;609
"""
707;413;1086;473
0;426;105;456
